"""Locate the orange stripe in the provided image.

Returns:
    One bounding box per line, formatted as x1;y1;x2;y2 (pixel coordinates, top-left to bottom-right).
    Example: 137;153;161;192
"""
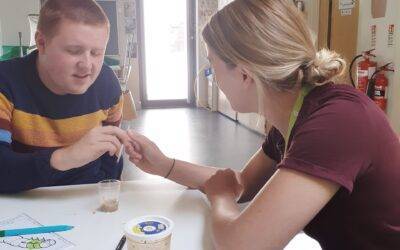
105;95;123;123
0;92;14;121
12;109;108;147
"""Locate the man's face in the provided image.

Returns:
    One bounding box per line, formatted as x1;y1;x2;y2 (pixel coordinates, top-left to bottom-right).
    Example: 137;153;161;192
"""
36;19;109;95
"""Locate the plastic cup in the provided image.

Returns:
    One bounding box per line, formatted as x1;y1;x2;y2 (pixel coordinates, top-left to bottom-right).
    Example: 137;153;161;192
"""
124;215;174;250
98;179;121;212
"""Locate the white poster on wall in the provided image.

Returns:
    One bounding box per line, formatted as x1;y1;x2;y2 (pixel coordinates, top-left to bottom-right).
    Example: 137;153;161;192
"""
341;9;352;16
388;24;395;47
371;24;377;49
339;0;355;10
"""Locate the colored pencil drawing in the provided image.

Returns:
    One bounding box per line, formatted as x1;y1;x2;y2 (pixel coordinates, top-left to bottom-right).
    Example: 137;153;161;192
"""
0;214;74;250
2;236;56;249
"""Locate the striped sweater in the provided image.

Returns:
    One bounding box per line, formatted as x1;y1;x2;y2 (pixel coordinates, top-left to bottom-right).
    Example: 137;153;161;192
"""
0;51;123;193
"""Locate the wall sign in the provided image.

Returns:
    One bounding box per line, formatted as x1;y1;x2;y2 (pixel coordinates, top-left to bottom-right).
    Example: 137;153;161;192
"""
339;0;355;16
371;24;377;49
388;24;395;48
339;0;355;10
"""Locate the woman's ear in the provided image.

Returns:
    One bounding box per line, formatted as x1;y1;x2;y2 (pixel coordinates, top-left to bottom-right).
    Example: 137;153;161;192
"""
240;67;255;90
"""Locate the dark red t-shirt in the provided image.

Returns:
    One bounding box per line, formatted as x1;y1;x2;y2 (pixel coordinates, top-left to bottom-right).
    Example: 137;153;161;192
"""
262;83;400;250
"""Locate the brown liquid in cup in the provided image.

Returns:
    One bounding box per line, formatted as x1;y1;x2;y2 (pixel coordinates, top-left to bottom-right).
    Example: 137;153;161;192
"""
99;199;119;212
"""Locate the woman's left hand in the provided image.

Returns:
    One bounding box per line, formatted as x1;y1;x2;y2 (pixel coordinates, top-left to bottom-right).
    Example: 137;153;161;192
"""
202;168;244;201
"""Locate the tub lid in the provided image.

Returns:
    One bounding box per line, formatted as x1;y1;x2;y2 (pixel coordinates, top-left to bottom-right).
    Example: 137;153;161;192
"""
124;215;174;241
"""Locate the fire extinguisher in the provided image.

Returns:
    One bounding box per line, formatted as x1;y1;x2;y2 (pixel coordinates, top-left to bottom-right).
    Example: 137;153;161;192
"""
349;49;377;94
367;63;395;112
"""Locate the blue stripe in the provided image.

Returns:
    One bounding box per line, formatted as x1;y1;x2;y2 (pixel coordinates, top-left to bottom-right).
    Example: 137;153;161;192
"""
0;129;11;143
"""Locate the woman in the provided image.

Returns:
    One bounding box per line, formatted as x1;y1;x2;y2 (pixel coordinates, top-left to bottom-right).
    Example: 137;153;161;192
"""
125;0;400;249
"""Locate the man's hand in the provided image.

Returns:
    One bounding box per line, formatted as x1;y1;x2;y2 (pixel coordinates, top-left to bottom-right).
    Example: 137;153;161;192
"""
50;126;131;171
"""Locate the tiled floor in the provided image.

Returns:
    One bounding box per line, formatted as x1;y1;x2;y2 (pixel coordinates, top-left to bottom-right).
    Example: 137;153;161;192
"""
121;107;265;180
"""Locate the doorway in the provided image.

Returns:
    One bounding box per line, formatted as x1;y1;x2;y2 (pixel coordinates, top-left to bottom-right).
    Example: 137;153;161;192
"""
137;0;196;108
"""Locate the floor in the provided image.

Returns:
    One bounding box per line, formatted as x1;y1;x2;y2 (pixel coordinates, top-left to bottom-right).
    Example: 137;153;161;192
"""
121;107;265;180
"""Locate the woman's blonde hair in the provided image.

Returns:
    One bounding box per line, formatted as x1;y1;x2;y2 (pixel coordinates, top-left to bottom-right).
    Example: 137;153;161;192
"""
202;0;346;92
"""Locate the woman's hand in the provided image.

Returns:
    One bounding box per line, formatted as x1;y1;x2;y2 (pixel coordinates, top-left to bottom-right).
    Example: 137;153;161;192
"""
125;130;174;177
202;168;244;201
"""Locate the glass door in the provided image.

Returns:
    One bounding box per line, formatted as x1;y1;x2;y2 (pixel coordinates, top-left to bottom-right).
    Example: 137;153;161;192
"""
138;0;195;108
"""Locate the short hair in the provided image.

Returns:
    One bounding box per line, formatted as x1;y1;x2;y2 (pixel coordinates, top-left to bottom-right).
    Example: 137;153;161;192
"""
37;0;110;38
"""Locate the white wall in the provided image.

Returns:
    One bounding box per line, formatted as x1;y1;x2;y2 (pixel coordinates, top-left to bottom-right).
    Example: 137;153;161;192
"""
127;58;141;109
0;0;40;46
218;0;232;9
196;0;218;107
357;0;400;132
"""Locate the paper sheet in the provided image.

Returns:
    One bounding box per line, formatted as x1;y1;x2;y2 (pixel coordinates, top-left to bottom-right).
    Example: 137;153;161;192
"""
0;213;75;249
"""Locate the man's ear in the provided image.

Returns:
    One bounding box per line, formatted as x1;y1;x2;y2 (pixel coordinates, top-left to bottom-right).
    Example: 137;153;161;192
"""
240;67;255;90
35;31;47;54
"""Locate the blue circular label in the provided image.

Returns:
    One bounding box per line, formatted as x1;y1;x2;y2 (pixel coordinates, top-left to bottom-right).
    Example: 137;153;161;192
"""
133;221;167;235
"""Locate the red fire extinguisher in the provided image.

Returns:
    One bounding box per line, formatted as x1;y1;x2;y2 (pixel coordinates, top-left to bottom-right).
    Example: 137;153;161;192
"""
349;49;377;94
357;50;377;94
368;63;395;112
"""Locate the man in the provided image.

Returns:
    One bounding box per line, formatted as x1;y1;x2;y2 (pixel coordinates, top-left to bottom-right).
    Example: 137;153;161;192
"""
0;0;129;193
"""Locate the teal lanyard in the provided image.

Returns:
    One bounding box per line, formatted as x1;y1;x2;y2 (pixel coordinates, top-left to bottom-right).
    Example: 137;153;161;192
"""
284;84;314;153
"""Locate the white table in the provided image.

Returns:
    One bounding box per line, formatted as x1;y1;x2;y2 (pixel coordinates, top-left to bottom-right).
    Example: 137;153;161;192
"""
0;180;320;250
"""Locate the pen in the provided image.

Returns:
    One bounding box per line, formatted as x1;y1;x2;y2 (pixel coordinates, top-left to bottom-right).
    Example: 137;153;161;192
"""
116;143;125;163
0;225;74;237
115;235;126;250
116;126;129;163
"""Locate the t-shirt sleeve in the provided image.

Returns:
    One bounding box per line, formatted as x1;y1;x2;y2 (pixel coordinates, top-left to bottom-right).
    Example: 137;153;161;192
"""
104;94;123;126
101;65;123;127
0;76;13;144
278;100;373;193
262;127;284;162
0;73;61;193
